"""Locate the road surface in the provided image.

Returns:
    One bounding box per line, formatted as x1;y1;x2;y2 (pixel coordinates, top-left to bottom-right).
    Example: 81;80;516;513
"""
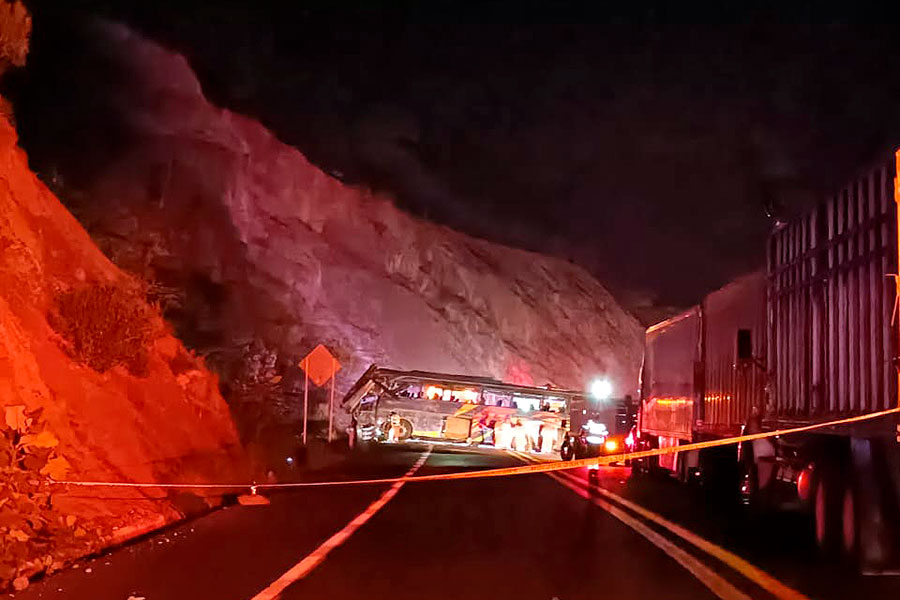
9;444;900;600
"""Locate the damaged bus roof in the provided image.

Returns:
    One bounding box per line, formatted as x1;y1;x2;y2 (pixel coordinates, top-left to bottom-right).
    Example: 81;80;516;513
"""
341;364;586;411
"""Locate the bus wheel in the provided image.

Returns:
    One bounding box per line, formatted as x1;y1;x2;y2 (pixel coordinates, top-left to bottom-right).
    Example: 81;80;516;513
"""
398;419;413;441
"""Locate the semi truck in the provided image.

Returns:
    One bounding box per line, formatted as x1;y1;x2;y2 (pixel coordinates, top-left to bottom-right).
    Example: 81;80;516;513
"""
635;150;900;571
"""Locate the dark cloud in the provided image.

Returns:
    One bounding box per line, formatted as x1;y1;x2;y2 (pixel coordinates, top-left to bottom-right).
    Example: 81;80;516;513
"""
13;3;900;311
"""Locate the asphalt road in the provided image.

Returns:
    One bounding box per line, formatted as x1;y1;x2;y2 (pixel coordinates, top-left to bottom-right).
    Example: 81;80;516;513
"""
8;444;900;600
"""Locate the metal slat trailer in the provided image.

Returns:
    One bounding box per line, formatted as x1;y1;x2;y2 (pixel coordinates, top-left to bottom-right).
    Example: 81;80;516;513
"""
769;155;897;427
637;150;900;571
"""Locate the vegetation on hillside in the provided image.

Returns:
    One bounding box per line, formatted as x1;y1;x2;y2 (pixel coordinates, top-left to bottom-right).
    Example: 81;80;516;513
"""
49;282;160;376
0;406;95;591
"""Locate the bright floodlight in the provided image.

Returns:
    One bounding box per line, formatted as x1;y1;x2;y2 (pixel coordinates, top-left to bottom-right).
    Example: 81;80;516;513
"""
590;378;613;400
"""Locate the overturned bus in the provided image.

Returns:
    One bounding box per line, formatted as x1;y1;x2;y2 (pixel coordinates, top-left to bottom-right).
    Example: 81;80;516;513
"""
341;365;592;449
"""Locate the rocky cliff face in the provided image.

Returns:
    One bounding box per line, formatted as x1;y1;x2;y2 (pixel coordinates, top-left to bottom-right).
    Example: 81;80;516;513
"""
28;22;644;434
0;30;243;585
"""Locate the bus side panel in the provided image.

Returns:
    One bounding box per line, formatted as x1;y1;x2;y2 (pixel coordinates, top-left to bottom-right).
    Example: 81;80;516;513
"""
768;157;898;429
700;271;767;437
640;308;700;441
375;397;452;439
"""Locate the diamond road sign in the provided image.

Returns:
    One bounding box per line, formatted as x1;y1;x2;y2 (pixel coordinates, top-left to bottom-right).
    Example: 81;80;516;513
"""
299;344;341;387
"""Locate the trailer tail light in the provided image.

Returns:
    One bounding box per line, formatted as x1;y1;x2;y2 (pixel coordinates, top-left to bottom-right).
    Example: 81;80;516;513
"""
604;440;618;452
625;432;634;449
797;464;814;502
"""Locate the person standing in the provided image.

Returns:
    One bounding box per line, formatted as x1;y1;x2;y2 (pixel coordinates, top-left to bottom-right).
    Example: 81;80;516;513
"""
512;419;526;451
347;414;358;450
495;418;512;450
540;422;558;453
387;412;403;442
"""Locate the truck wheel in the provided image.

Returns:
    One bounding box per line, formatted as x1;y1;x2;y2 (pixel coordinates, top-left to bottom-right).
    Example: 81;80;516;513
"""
841;480;859;560
814;466;842;555
629;455;645;477
739;461;759;508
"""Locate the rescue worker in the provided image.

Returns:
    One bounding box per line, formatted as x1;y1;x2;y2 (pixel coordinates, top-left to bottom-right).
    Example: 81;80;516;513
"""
387;412;403;443
347;414;358;450
483;416;496;445
512;419;527;451
495;418;512;450
540;422;558;453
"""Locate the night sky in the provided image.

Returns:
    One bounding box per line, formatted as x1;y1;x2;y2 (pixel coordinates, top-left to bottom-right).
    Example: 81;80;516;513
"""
14;2;900;317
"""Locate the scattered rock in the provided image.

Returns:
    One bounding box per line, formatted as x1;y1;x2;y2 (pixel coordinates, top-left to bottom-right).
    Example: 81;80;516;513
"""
12;576;29;591
237;493;271;506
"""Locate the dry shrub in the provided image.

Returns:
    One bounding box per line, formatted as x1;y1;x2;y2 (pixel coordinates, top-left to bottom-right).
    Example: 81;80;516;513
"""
50;283;158;376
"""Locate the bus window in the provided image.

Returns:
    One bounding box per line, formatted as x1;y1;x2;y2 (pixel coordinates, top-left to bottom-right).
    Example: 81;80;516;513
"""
458;389;480;403
514;397;541;412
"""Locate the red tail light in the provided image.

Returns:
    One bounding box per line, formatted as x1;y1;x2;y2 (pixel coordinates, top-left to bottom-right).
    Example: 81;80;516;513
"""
797;464;814;502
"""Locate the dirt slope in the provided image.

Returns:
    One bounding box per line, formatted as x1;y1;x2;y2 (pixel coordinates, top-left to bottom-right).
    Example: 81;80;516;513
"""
0;99;243;588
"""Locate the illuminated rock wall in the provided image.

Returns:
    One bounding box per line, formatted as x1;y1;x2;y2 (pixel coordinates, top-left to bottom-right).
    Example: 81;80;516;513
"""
47;23;645;423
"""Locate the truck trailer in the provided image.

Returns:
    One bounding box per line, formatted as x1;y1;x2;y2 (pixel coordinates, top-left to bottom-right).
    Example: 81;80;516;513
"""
635;150;900;571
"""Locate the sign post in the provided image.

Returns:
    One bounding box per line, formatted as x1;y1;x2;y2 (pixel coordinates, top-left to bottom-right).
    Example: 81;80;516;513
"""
329;357;336;442
303;359;309;446
298;344;342;445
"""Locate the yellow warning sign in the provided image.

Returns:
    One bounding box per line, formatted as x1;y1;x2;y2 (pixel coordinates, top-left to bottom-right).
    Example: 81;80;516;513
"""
299;344;341;387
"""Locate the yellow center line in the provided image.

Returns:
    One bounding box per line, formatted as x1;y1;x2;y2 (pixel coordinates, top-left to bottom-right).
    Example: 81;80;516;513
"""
510;451;809;600
546;470;752;600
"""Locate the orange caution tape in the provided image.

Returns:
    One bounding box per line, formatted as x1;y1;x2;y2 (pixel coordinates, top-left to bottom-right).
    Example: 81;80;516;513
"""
54;407;899;492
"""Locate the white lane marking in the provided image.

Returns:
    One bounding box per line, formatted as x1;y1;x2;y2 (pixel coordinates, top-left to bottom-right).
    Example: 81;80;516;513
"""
547;470;751;600
250;447;432;600
509;451;808;600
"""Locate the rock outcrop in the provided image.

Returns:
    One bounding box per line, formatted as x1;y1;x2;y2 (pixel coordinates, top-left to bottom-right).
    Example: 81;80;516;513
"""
27;22;645;434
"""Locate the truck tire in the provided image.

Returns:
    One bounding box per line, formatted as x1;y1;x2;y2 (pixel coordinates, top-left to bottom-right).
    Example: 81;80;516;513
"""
560;439;574;461
841;480;859;560
814;465;843;555
738;442;764;510
739;460;759;508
